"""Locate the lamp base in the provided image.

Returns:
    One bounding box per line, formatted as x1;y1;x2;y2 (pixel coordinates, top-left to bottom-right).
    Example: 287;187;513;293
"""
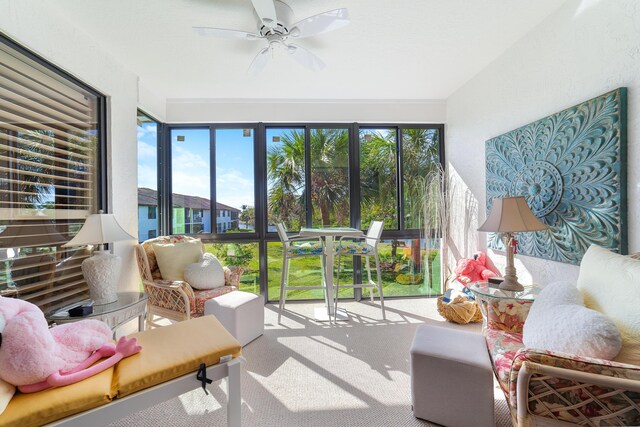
499;232;525;292
498;276;524;292
81;250;120;305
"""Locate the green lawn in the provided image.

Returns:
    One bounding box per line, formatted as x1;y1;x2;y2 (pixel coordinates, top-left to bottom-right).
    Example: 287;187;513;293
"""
204;239;442;302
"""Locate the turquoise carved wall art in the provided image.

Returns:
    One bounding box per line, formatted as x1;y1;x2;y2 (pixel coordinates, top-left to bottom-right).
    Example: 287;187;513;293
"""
485;88;627;264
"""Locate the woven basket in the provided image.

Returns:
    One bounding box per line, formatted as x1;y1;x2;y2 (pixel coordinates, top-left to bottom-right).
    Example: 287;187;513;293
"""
437;295;483;324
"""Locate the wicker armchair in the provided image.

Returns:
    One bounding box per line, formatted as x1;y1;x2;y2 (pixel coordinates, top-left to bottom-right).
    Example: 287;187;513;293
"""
485;248;640;427
135;236;236;329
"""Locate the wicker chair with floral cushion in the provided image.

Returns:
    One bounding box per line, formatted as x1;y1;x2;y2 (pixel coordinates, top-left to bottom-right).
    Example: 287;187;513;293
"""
485;247;640;427
135;236;236;329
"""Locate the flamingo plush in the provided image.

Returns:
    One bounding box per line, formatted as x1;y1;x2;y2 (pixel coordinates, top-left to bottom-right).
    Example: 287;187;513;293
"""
0;296;141;394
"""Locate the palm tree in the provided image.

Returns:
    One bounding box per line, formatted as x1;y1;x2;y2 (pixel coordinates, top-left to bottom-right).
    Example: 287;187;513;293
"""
267;130;306;230
359;129;398;229
309;129;349;226
267;128;350;228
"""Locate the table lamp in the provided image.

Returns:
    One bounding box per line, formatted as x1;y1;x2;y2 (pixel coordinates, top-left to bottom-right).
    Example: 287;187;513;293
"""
478;196;549;291
63;211;135;305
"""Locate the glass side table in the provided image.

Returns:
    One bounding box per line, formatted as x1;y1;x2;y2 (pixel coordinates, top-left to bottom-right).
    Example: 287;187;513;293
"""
469;282;541;334
48;292;147;337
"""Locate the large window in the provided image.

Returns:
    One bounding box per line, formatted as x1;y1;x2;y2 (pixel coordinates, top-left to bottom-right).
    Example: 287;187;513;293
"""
0;36;105;314
359;128;398;230
215;128;255;233
170;128;211;234
402;128;440;230
266;127;305;231
265;126;351;230
137;110;159;242
310;128;350;227
163;123;443;302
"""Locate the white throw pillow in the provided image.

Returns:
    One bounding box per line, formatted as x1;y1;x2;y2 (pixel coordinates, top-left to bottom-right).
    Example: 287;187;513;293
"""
152;239;203;281
577;245;640;365
184;253;226;290
523;281;622;360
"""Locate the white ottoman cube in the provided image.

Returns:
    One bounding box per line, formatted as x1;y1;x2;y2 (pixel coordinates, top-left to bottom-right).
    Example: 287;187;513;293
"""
410;324;494;427
204;291;264;346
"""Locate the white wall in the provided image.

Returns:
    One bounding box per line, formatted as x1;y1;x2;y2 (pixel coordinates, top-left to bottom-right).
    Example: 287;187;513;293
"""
446;0;640;285
166;98;446;123
139;81;166;122
0;0;140;292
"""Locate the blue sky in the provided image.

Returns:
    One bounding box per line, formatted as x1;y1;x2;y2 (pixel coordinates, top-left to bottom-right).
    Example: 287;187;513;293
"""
137;125;257;210
137;122;158;191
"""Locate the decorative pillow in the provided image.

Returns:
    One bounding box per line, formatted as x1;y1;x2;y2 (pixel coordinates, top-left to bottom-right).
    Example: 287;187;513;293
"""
577;245;640;365
523;281;622;360
184;253;225;290
152;239;203;281
0;378;14;416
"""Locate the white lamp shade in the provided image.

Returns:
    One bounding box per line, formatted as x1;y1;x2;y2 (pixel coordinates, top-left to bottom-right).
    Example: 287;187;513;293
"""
62;213;135;247
478;196;549;233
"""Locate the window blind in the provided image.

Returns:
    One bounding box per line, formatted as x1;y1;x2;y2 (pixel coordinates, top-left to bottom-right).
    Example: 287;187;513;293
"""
0;39;102;315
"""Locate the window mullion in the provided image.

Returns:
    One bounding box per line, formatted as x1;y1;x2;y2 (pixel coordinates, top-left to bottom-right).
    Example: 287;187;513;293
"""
396;126;404;231
304;125;312;227
210;125;217;236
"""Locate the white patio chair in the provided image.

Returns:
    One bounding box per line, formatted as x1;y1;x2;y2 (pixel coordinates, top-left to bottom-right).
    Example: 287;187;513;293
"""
275;223;326;322
334;220;386;320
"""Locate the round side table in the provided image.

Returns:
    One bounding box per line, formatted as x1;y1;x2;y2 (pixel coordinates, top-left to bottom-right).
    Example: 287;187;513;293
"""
48;292;147;337
469;282;541;334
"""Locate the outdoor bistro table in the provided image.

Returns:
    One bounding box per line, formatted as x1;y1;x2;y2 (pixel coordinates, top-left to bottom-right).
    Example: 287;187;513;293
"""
299;227;364;321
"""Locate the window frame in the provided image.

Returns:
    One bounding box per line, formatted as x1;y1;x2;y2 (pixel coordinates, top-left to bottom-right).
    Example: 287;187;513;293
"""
161;121;445;302
0;32;108;313
0;33;108;213
136;109;162;241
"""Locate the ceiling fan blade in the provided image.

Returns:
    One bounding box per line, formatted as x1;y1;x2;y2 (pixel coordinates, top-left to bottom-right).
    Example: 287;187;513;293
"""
289;8;350;39
251;0;278;28
287;44;325;72
193;27;261;40
248;47;271;76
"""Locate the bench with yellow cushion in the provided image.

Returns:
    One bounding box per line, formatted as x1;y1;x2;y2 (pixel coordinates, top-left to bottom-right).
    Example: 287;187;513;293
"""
0;315;242;427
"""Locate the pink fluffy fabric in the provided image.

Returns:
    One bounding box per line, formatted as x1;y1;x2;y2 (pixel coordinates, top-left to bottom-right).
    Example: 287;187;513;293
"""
0;297;112;386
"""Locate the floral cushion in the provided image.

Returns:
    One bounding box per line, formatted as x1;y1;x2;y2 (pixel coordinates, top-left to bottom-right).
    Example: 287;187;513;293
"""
336;241;374;255
287;242;323;256
192;286;237;316
485;328;524;393
483;297;533;334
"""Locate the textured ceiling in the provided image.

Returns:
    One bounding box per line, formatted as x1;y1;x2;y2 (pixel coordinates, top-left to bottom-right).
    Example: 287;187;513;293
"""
49;0;564;100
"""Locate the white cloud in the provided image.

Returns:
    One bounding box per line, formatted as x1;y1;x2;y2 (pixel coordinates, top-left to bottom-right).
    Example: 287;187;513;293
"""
171;146;211;198
137;124;157;140
172;170;211;199
173;146;209;169
216;168;255;209
138;164;157;190
138;141;157;160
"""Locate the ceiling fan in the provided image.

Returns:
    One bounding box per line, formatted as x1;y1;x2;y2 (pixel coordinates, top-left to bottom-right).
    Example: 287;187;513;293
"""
193;0;350;75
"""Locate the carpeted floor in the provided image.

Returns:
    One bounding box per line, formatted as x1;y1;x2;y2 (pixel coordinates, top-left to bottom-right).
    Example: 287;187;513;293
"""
108;298;510;427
